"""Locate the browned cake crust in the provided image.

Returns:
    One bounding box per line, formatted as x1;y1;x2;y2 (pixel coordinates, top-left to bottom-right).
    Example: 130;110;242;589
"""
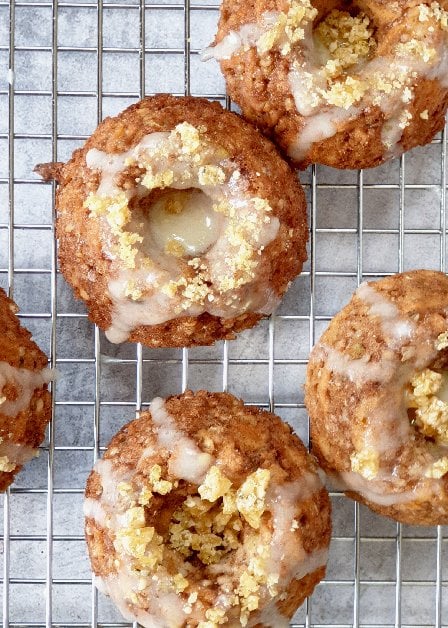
0;288;52;491
43;95;308;348
84;390;331;626
207;0;448;169
305;270;448;525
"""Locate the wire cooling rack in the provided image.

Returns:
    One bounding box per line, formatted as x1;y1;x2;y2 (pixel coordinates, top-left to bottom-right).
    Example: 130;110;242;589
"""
0;1;447;626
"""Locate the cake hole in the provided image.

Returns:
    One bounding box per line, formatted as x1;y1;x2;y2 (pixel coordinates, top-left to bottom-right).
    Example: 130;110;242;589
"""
167;490;245;567
405;368;448;445
135;188;224;259
118;466;274;624
313;7;377;75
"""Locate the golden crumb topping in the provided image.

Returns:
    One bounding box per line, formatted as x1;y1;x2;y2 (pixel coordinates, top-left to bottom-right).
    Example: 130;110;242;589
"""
407;368;448;445
92;460;308;626
167;466;271;570
350;446;380;480
257;0;318;56
148;464;173;495
314;10;376;75
419;1;448;29
172;572;189;593
395;39;436;63
0;455;16;473
141;168;174;192
436;331;448;350
425;456;448;479
115;506;164;573
198;165;226;186
197;608;228;627
175;122;201;154
236;469;271;529
198;465;233;502
323;76;368;109
85;192;143;270
411;369;442;397
235;536;276;626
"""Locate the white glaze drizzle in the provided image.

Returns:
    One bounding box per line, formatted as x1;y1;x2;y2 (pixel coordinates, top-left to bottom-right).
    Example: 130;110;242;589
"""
201;13;280;61
255;603;290;628
266;473;327;586
315;344;396;384
83;497;108;528
149;397;213;483
86;132;170;197
287;107;358;162
356;282;415;345
290;45;448;158
0;361;53;418
330;470;433;507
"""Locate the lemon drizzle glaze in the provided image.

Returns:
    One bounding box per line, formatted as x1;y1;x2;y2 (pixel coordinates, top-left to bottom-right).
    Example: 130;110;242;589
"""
328;470;437;507
265;473;328;584
84;125;281;343
85;398;327;626
202;1;448;160
148;396;213;483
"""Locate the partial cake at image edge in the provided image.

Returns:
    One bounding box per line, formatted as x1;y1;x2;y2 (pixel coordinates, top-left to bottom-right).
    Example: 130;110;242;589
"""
0;287;53;491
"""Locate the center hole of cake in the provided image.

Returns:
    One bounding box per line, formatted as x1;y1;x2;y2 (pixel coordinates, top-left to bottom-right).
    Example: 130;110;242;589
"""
313;8;377;75
146;188;223;258
168;492;243;567
406;368;448;446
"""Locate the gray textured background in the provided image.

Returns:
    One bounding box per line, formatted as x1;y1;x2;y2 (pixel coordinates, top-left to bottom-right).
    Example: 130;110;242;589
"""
0;1;447;626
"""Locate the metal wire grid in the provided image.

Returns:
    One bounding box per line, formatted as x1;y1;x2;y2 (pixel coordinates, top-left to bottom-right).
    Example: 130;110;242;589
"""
0;0;447;625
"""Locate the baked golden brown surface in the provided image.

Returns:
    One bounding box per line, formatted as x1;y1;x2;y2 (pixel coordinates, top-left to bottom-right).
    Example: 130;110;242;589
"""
0;288;52;491
305;270;448;525
205;0;448;169
84;390;331;626
40;95;308;348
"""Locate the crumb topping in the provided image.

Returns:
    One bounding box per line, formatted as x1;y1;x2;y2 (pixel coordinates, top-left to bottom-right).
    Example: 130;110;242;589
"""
256;0;318;56
115;506;164;573
425;456;448;478
350;446;380;480
0;455;16;473
314;9;376;75
436;331;448;350
198;165;226;186
235;468;271;529
85;192;143;270
407;368;448;446
197;608;228;627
